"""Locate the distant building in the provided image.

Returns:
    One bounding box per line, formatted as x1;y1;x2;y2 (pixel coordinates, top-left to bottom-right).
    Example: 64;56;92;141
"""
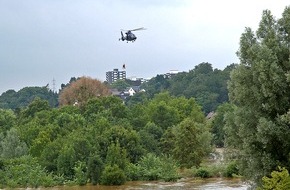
126;76;148;84
106;68;126;84
164;70;180;78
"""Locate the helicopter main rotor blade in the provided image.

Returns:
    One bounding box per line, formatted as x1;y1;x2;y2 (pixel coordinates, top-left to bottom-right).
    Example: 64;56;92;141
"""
121;27;146;32
131;27;146;31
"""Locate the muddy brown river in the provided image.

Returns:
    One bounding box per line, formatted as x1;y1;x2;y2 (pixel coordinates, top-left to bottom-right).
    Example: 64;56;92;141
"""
43;178;250;190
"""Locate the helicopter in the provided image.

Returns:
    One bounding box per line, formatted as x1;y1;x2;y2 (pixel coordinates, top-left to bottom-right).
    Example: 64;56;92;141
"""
119;27;146;42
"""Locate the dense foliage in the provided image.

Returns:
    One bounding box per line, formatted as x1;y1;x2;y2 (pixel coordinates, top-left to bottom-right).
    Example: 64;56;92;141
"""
140;62;235;113
0;91;212;187
225;6;290;185
0;63;232;115
258;167;290;190
0;87;58;109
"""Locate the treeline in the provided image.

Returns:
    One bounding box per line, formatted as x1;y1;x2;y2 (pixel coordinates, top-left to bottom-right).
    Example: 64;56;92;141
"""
140;62;235;114
0;62;234;114
0;93;214;187
0;87;58;109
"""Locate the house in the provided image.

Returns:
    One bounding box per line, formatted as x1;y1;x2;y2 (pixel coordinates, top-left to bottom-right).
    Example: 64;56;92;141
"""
126;87;136;96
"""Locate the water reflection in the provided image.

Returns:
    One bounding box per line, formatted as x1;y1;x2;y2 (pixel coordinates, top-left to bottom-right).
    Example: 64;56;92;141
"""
45;178;249;190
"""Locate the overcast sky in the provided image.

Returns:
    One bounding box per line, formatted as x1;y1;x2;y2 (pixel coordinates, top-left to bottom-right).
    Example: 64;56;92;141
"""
0;0;288;94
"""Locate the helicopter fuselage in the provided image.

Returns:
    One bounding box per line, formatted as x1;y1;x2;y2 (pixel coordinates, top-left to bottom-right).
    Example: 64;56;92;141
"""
120;31;137;42
119;27;145;43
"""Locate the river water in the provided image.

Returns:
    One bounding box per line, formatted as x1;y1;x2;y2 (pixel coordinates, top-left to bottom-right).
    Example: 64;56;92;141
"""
44;178;250;190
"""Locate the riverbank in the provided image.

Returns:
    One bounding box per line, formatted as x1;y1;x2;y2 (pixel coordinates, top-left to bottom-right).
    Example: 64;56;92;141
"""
40;178;249;190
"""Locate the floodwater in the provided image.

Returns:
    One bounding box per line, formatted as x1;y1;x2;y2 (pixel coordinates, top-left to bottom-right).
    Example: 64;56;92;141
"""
44;178;250;190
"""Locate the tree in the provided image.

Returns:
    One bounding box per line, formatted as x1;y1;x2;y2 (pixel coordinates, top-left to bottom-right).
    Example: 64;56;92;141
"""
57;145;76;179
211;103;235;147
110;79;130;91
105;141;128;170
87;154;103;185
149;101;180;130
59;76;111;106
225;7;290;184
0;87;58;109
39;137;64;173
173;118;212;168
30;129;52;157
140;74;170;98
103;125;144;163
100;142;128;185
0;109;16;134
22;97;51;118
141;62;234;113
0;155;55;188
0;128;28;159
138;122;163;154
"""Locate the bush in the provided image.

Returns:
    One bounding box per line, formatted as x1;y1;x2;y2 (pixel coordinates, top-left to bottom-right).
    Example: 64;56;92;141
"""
74;161;87;186
196;168;210;178
257;167;290;190
125;162;141;181
224;161;239;177
87;154;103;185
125;154;179;182
100;164;126;185
190;164;226;178
1;155;56;188
159;155;180;182
138;153;162;181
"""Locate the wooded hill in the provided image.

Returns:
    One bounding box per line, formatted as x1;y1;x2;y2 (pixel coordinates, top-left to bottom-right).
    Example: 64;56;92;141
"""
0;62;235;114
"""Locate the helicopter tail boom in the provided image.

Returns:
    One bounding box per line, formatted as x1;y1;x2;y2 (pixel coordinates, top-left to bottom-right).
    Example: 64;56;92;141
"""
119;31;125;41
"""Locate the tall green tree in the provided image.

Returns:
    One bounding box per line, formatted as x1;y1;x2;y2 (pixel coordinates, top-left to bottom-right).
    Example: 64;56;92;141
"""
138;122;163;154
173;118;212;168
57;145;76;179
211;103;235;147
0;128;28;159
103;125;144;163
110;79;130;91
21;97;51;118
0;109;16;134
226;7;290;184
87;154;103;185
146;92;203;130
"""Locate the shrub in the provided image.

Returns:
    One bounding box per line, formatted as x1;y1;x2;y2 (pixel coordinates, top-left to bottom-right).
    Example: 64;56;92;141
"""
190;163;227;178
196;168;210;178
87;154;103;185
125;162;141;181
74;161;87;186
257;167;290;190
224;161;239;177
1;155;55;188
138;153;162;181
100;164;126;185
159;155;180;182
129;153;179;182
